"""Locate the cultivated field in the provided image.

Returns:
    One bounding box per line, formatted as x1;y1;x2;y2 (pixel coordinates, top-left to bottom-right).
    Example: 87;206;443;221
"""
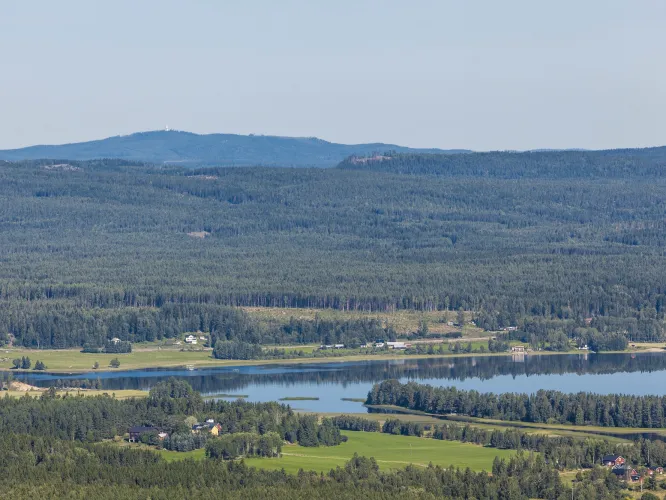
0;346;512;373
2;389;147;399
159;430;515;474
1;339;662;374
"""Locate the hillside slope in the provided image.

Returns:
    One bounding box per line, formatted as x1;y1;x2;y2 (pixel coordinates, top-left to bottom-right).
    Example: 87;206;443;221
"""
2;152;666;347
0;130;468;167
338;147;666;178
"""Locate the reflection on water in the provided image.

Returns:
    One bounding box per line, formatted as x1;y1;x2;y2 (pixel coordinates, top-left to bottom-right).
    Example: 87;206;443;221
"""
15;352;666;412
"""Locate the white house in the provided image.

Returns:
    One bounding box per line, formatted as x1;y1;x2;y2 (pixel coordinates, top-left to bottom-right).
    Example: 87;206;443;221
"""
110;337;121;344
386;341;407;350
334;344;345;349
185;335;197;344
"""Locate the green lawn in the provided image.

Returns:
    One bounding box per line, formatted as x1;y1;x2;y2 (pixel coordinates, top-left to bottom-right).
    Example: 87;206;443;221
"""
363;407;636;442
159;448;206;462
160;431;515;474
441;415;666;439
3;389;147;399
0;347;215;372
158;431;514;474
245;431;514;474
0;345;540;374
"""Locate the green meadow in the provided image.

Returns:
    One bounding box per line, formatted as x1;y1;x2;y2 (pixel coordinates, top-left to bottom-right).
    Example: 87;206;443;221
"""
159;431;515;474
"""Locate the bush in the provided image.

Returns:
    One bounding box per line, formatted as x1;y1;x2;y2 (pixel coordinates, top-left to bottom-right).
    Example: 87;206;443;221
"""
81;344;102;353
104;341;132;354
444;332;463;339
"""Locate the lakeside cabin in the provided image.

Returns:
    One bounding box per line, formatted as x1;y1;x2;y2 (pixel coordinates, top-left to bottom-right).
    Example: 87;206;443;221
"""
511;345;526;353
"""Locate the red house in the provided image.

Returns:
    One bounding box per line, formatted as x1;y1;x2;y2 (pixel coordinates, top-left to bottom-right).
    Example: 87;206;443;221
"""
602;455;625;467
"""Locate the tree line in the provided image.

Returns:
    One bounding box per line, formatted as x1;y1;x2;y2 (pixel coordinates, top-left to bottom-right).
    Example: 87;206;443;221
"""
2;302;395;348
0;379;341;448
367;380;666;428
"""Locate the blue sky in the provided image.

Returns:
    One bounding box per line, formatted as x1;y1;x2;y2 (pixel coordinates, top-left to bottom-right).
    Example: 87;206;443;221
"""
1;0;664;150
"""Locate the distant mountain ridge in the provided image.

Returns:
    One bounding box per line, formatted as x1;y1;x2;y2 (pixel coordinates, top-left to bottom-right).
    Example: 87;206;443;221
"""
338;146;666;178
0;130;470;167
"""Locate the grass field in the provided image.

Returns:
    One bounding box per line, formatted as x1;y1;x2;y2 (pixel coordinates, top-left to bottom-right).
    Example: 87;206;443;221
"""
0;346;529;373
248;431;515;473
159;448;206;462
0;347;216;372
1;338;661;374
302;411;445;426
242;307;484;337
2;389;147;399
363;406;640;442
159;430;515;474
441;415;666;439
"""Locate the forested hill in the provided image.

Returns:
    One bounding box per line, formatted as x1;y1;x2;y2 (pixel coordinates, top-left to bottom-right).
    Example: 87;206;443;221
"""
338;147;666;178
2;155;666;347
0;130;468;167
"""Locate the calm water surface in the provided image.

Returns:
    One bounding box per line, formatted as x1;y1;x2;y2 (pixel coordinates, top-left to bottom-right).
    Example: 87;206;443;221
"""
17;352;666;412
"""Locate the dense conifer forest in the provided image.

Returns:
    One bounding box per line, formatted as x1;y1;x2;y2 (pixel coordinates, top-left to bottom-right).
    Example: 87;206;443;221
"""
0;379;629;499
367;380;666;428
2;147;666;347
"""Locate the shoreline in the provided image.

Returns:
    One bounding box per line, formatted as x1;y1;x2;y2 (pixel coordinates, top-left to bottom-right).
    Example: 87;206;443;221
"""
0;346;661;375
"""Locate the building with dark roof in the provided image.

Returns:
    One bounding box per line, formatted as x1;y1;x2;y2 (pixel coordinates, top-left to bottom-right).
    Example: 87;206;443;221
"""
128;426;157;442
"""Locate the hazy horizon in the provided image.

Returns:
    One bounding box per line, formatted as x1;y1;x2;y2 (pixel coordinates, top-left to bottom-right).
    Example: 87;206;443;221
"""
2;0;665;151
0;127;662;154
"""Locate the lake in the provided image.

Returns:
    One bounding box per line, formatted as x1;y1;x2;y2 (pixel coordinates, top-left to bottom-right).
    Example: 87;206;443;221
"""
16;352;666;412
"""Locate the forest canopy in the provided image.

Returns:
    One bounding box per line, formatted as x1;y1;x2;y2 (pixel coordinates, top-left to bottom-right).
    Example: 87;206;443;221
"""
2;149;666;347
